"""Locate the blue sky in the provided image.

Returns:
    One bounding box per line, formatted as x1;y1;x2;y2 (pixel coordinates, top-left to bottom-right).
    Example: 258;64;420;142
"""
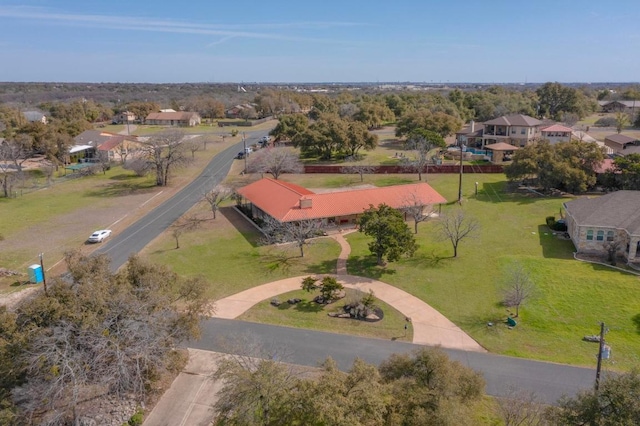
1;0;639;83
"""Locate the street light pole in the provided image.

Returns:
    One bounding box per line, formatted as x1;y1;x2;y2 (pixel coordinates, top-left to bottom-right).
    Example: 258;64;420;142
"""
458;142;463;204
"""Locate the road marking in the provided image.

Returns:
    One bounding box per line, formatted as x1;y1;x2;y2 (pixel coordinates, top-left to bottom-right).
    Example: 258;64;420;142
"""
140;190;163;207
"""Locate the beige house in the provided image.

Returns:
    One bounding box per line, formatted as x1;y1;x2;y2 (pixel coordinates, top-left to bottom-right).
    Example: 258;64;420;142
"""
564;191;640;264
114;111;136;124
541;124;572;144
145;111;201;127
481;114;544;147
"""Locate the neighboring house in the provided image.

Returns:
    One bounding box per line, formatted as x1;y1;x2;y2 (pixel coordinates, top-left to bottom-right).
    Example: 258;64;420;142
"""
145;111;201;127
481;114;544;147
484;142;519;163
23;111;47;124
604;134;640;155
598;100;639;113
237;178;446;226
113;111;136;124
455;121;484;147
564;191;640;264
72;130;140;162
225;104;257;119
540;124;573;144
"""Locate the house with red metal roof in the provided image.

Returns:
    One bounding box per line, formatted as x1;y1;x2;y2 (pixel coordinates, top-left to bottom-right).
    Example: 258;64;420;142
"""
237;178;447;226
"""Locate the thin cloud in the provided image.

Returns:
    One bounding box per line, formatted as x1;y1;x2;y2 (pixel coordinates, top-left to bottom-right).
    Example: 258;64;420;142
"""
0;6;366;44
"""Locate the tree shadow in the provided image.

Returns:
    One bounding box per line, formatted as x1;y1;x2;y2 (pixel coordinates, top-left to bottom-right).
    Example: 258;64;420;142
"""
108;173;139;181
293;300;325;313
632;313;640;335
84;181;157;198
537;224;575;259
403;250;450;269
305;259;337;275
346;255;397;280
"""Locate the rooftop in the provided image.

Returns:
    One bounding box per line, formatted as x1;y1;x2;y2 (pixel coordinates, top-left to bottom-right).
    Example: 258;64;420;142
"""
564;191;640;236
237;178;447;222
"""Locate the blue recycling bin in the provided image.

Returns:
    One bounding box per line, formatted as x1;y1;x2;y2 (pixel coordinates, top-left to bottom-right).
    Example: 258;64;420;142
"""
28;264;44;284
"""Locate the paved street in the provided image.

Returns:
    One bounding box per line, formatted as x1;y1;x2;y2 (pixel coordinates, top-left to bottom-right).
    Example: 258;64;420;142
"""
95;131;269;271
191;318;600;405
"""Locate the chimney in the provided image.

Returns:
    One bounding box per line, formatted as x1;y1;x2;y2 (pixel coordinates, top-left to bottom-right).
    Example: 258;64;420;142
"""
300;197;312;209
470;120;475;132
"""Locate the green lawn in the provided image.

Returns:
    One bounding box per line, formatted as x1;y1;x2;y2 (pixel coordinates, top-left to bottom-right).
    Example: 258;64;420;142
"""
239;288;413;342
143;206;341;300
340;173;640;370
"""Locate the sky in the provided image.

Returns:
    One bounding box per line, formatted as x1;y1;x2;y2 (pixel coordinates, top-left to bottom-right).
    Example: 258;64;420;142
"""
1;0;639;84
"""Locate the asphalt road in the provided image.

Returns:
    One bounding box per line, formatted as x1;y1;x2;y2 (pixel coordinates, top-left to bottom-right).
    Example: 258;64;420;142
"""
95;130;269;272
191;318;602;404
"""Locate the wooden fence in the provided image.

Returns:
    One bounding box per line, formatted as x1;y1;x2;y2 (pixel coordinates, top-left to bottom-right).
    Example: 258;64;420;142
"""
303;164;504;174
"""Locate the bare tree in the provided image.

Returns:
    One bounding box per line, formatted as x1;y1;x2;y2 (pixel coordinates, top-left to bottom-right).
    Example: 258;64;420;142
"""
140;129;191;186
341;160;376;183
185;137;201;159
0;137;31;197
171;214;204;249
405;131;445;181
202;184;232;219
247;147;303;180
438;209;479;258
261;216;322;257
496;387;548;426
402;192;435;234
502;262;535;318
604;238;622;265
96;150;111;174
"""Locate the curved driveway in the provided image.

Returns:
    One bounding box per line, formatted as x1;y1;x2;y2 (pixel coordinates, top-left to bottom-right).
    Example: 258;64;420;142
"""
212;233;485;352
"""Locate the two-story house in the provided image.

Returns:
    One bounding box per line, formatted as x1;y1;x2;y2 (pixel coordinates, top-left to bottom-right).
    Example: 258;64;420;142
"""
481;114;543;147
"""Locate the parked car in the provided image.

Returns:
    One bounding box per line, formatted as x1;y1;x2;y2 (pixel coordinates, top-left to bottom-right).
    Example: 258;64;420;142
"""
88;229;112;243
236;151;246;159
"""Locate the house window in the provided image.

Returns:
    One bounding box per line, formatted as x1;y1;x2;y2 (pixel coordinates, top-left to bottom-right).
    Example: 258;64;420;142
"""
607;231;614;242
511;129;516;134
586;230;593;241
521;128;526;135
596;230;604;241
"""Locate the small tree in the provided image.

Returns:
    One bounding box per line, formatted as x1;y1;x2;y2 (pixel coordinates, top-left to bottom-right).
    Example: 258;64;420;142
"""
170;214;203;249
402;191;435;234
501;262;536;318
202;185;231;219
261;217;321;257
615;111;630;134
405;129;446;181
438;209;479;258
496;388;547;426
141;129;191;186
341;161;376;183
358;203;418;265
301;276;344;302
604;238;622;265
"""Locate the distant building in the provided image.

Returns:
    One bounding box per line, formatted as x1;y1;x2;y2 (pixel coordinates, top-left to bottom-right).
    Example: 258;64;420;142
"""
144;111;201;127
598;100;639;114
225;103;257;119
604;134;640;155
481;114;544;147
23;111;47;124
113;111;136;124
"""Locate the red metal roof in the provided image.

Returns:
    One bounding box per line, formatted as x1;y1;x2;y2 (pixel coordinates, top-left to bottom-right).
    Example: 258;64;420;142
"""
238;178;447;222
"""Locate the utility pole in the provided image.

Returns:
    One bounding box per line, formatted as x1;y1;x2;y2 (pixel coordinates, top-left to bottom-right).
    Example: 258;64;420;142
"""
242;132;248;173
595;322;606;391
39;253;48;296
457;142;463;204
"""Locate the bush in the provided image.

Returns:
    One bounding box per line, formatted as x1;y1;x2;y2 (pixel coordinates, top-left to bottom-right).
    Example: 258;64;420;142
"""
594;116;617;127
546;216;567;232
124;158;151;177
230;129;239;137
128;409;144;426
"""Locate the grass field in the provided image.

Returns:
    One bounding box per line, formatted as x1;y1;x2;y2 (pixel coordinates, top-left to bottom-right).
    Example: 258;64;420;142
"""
238;288;413;342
